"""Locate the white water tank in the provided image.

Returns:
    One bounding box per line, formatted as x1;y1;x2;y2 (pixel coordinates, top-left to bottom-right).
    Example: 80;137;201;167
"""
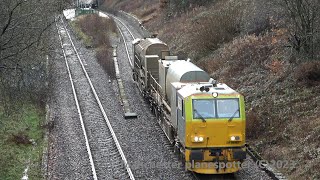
165;61;210;104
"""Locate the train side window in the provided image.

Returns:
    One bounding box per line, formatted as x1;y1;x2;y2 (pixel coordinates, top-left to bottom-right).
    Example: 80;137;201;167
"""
182;100;184;117
177;97;184;117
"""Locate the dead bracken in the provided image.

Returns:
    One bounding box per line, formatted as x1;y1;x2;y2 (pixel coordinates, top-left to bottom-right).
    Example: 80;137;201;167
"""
10;132;32;145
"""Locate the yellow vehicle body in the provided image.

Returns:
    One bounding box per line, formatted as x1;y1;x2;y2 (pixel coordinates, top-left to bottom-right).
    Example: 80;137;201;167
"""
177;85;246;174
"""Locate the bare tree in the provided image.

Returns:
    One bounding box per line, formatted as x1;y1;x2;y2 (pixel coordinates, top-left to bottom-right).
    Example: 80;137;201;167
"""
0;0;68;114
280;0;320;56
164;0;212;14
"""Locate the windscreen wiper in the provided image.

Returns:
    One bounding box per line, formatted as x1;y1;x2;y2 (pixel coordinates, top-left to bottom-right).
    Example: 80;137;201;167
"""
193;109;206;123
228;109;239;122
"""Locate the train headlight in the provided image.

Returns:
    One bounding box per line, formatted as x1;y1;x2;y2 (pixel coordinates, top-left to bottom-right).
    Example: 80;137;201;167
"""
230;135;241;141
199;137;204;142
192;136;204;142
212;92;218;98
194;136;199;142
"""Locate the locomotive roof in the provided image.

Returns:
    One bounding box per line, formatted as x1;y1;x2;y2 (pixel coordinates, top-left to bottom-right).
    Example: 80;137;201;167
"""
165;61;211;103
80;0;93;3
167;60;209;77
133;38;167;50
177;83;240;98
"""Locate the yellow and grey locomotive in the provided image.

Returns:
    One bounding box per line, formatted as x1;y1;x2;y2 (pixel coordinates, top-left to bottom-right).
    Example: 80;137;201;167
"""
133;38;246;174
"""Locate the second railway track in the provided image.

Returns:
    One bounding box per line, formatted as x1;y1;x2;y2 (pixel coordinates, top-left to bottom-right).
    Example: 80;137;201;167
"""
56;16;134;180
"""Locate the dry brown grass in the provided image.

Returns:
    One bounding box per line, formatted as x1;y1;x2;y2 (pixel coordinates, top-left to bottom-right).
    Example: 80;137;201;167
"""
197;57;223;75
96;47;116;79
9;131;32;145
246;109;264;139
188;1;242;57
78;14;116;48
77;14;117;78
103;0;158;15
198;34;274;82
265;59;285;74
159;0;169;9
145;5;210;60
140;7;157;17
294;61;320;86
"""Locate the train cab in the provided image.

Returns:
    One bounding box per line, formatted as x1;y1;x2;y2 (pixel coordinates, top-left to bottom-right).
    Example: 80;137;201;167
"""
173;83;246;174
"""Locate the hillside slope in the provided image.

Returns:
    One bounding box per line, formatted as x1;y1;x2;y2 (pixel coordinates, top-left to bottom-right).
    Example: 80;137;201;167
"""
103;0;320;179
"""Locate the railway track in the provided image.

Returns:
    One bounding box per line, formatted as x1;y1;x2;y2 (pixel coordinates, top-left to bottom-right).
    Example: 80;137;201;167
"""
246;144;287;180
110;14;137;69
111;11;177;153
191;145;287;180
56;16;135;180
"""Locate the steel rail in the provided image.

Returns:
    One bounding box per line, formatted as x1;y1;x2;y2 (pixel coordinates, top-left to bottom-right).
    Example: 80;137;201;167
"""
109;14;137;68
111;14;135;39
57;16;135;180
56;18;98;180
245;144;287;180
117;27;133;68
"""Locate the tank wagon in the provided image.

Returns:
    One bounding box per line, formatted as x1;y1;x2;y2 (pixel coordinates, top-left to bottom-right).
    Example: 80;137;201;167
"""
133;38;246;174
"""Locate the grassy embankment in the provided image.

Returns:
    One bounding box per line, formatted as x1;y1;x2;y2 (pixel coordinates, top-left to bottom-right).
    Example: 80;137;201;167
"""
71;13;117;78
103;1;320;179
0;104;46;180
